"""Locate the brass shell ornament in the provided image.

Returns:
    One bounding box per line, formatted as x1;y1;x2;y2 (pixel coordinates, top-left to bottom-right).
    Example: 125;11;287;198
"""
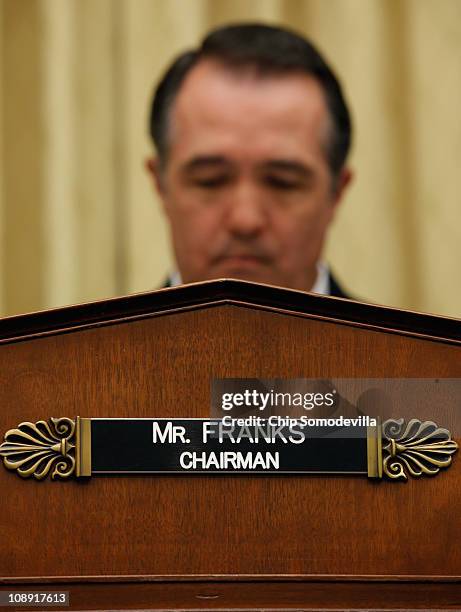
0;418;75;480
382;418;458;480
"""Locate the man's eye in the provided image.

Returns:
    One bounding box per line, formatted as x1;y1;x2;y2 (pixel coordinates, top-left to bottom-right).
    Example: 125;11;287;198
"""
193;176;229;188
265;176;302;190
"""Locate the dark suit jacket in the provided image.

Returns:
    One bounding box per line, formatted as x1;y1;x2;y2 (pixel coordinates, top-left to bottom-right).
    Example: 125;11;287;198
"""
328;272;349;299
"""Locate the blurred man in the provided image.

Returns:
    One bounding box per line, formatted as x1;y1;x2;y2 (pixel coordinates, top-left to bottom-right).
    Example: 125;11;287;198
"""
146;23;353;297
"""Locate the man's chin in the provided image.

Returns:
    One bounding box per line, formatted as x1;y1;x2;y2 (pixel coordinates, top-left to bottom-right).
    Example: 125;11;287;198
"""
207;266;279;286
181;262;286;287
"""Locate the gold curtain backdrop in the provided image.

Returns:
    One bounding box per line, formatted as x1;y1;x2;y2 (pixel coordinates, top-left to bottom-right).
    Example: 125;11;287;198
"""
0;0;460;318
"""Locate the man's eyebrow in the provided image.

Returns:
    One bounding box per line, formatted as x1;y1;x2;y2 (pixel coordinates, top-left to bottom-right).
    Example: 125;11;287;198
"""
181;156;232;173
261;159;314;178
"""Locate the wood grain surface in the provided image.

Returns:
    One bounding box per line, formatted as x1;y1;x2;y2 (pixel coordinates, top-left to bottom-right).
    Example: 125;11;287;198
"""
1;579;461;610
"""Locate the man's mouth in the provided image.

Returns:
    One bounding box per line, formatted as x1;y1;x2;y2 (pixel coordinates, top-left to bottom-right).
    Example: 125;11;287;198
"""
215;254;270;269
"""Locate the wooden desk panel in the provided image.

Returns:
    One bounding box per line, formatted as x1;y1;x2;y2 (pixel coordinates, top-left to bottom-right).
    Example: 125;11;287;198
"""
1;304;460;583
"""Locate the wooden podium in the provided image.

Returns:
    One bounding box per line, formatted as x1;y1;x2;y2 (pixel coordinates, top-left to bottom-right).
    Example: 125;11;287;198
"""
0;279;460;611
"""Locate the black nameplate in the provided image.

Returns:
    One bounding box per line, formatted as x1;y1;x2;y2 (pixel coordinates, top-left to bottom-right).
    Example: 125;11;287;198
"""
89;418;369;475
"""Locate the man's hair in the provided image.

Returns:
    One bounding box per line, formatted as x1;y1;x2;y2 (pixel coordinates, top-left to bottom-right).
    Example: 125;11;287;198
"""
150;23;352;179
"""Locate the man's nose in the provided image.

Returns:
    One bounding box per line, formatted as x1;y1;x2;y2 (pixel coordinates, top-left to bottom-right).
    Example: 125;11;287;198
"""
225;183;266;237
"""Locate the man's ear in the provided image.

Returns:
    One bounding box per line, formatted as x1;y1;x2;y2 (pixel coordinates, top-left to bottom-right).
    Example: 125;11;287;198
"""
332;165;354;209
145;156;165;196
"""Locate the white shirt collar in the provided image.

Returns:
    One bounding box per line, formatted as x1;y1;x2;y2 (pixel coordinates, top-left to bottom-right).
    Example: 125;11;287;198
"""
168;262;330;295
310;261;330;295
169;270;184;288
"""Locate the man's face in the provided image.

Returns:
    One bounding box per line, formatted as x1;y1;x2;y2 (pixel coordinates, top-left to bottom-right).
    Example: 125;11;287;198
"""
149;59;351;291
